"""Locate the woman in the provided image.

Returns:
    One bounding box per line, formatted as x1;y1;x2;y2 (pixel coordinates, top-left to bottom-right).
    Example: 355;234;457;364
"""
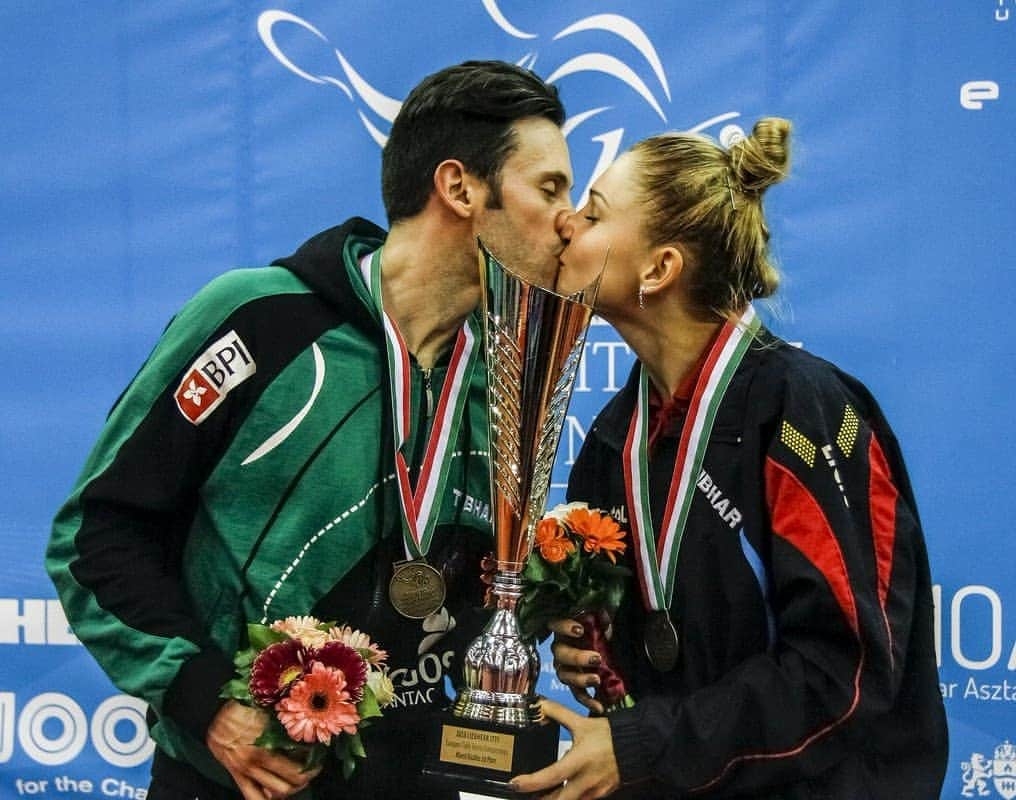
511;119;947;799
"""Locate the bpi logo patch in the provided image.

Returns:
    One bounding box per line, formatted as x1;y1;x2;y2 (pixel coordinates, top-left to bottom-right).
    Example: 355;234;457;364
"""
962;740;1016;798
174;330;255;424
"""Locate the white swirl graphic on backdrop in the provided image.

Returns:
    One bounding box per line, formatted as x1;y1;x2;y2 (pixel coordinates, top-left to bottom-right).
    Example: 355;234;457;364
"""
553;14;671;101
256;4;744;204
547;53;666;122
257;10;398;147
482;0;537;38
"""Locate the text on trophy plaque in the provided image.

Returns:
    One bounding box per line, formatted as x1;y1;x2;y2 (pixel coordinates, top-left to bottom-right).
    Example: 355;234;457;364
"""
439;725;516;772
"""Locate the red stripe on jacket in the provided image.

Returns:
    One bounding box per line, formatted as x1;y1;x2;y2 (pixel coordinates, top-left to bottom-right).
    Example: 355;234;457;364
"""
765;457;859;634
694;456;865;792
868;434;899;661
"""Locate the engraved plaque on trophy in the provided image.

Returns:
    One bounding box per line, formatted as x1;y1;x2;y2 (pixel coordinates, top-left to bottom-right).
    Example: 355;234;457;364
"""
422;242;600;797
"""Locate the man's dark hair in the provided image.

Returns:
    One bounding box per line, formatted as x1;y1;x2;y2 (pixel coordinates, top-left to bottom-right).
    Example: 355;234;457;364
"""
381;60;565;224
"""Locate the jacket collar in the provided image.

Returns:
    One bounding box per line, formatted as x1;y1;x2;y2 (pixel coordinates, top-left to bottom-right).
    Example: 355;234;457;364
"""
272;217;387;334
590;327;779;453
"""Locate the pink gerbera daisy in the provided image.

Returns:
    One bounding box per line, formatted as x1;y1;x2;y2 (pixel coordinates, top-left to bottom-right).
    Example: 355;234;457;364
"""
313;641;368;701
270;615;328;647
249;639;308;706
276;662;360;744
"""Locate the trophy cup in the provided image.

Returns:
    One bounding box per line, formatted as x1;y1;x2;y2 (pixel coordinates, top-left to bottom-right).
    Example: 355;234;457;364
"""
422;242;600;796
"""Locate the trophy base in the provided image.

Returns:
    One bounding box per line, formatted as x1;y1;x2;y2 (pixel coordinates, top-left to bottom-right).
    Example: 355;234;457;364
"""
421;710;561;798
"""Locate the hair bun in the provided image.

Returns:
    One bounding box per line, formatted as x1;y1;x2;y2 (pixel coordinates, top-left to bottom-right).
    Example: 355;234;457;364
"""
730;117;791;193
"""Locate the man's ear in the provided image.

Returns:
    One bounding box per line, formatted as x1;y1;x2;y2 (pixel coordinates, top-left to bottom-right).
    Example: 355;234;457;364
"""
639;245;685;298
433;159;484;219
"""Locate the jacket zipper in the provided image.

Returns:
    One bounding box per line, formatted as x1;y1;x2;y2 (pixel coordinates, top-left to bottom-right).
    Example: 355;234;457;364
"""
422;367;434;418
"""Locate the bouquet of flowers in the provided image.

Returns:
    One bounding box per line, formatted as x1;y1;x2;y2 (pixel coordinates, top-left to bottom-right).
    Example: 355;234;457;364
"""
220;616;394;778
517;502;634;710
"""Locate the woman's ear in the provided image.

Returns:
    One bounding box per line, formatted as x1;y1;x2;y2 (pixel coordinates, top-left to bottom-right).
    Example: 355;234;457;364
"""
640;245;685;297
432;159;483;219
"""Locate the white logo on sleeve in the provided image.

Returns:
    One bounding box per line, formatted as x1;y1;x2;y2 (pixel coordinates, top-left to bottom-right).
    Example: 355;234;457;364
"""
174;330;256;424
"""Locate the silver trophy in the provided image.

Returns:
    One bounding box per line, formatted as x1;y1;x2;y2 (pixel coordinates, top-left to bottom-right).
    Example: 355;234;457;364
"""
424;242;600;795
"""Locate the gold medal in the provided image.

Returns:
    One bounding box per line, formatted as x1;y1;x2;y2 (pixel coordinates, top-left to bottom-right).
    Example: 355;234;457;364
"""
389;559;446;619
644;610;679;672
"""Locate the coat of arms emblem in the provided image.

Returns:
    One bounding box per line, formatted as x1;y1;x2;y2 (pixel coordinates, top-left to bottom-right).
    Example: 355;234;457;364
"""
994;740;1016;800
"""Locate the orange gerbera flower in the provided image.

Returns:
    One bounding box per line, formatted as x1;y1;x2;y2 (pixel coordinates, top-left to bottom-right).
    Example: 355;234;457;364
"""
535;517;575;564
276;662;359;744
567;508;627;563
539;536;575;564
535;517;563;547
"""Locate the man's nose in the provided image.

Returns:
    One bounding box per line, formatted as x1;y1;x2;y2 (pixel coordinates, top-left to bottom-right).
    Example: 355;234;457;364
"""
555;208;574;242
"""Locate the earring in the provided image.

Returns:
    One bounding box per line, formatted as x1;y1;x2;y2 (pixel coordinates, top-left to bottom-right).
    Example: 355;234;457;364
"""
638;286;646;309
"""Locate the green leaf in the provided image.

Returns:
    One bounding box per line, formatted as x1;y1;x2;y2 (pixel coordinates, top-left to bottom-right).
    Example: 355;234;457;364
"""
522;556;552;583
332;736;359;780
219;679;251;702
573;589;606;614
533;560;574;588
348;731;367;759
587;557;631;579
251;715;304;752
233;647;257;670
248;623;287;650
302;744;326;772
603;693;637;714
341;750;356;780
602;584;624;615
254;727;299;751
356;686;382;721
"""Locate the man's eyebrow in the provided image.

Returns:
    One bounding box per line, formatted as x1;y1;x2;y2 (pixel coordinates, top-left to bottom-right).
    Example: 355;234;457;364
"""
589;188;610;207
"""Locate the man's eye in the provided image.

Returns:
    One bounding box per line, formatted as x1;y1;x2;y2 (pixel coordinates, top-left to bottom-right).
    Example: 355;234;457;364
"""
584;215;599;223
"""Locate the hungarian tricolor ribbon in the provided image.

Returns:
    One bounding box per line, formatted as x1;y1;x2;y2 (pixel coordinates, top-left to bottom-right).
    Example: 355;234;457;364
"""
360;250;482;560
623;305;761;612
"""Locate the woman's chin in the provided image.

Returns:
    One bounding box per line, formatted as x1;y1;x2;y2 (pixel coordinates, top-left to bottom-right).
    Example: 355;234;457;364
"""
556;262;600;297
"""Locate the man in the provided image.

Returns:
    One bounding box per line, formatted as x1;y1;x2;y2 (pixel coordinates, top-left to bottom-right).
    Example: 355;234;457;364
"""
47;60;573;800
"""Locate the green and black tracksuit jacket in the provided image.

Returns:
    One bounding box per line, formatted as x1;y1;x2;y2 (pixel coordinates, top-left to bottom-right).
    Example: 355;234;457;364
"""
47;218;493;797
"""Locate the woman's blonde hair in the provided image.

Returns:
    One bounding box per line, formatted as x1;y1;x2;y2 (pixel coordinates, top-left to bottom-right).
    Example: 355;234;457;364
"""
631;117;791;317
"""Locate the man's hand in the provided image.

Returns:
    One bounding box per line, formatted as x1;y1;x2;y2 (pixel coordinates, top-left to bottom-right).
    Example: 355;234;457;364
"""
510;699;620;799
206;701;320;800
549;618;606;715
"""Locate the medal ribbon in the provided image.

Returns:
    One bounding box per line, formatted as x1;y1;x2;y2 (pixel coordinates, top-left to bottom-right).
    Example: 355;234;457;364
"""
360;250;482;560
623;305;761;611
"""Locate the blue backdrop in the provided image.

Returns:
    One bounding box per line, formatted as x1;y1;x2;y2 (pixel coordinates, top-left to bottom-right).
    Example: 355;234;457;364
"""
2;2;1013;797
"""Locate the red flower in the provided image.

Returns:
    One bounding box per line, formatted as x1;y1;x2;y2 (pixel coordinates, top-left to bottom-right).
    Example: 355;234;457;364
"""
249;639;309;706
313;641;368;701
326;626;388;666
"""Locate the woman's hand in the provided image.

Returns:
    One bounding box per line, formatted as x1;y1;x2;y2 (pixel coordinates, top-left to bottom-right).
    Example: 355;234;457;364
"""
510;699;621;799
206;700;320;799
549;618;607;715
